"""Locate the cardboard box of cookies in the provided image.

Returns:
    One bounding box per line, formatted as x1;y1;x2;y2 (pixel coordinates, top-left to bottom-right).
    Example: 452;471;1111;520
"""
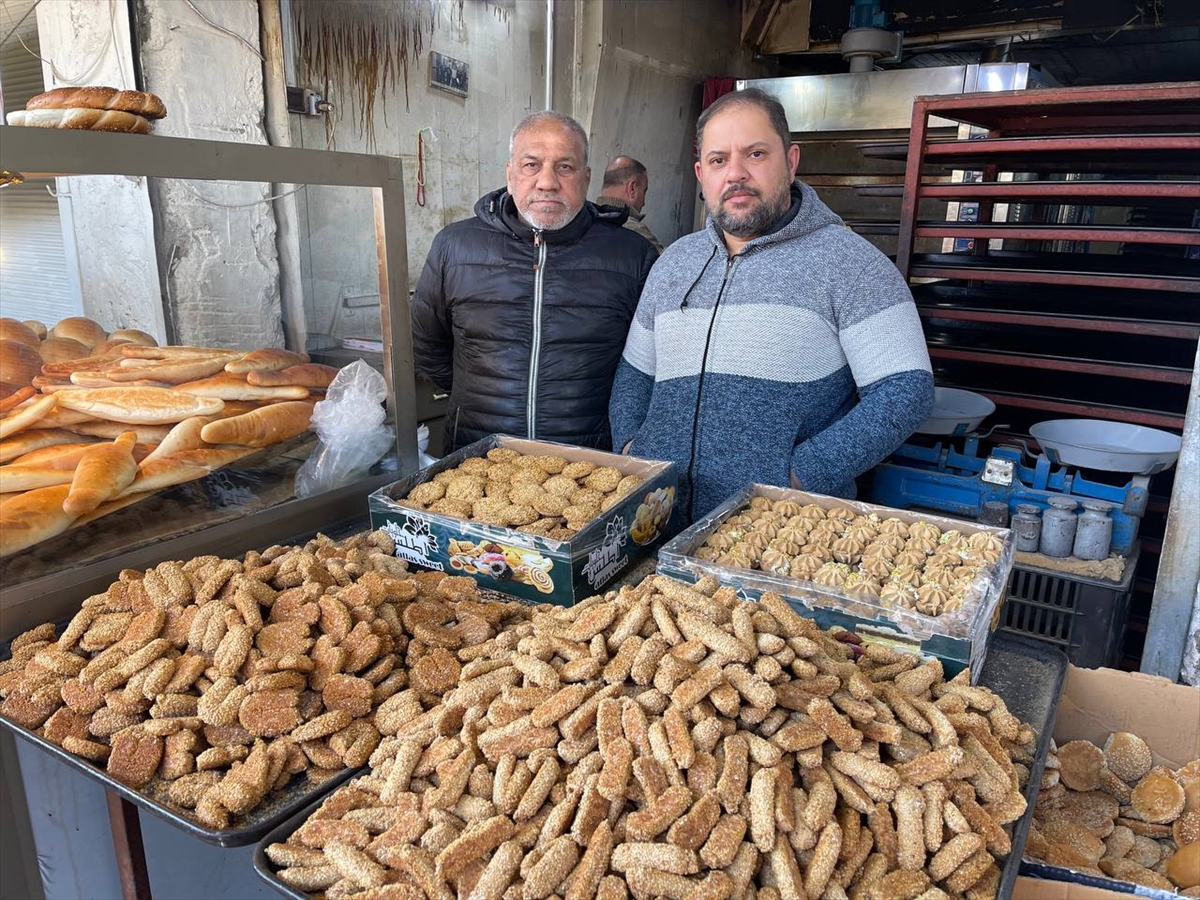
1013;877;1132;898
1019;665;1200;899
656;483;1015;679
368;435;677;606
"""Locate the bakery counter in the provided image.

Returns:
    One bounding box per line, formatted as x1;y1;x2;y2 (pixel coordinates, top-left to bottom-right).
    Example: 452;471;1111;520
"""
0;338;411;637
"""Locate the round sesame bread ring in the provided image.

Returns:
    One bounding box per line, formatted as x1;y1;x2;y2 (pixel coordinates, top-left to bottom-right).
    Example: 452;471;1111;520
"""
26;86;166;119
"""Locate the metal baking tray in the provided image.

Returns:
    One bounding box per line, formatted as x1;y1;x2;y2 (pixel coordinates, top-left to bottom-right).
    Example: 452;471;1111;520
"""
253;792;337;900
0;623;359;847
252;632;1067;899
980;633;1069;899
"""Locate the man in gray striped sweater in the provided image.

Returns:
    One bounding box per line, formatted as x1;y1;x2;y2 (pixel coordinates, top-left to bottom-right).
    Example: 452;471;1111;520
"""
609;88;934;524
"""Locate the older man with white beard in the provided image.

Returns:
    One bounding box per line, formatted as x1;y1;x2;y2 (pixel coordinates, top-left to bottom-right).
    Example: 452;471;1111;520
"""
412;111;658;452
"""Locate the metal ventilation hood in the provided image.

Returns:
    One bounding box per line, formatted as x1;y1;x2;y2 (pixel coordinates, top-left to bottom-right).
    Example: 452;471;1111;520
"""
737;63;1043;134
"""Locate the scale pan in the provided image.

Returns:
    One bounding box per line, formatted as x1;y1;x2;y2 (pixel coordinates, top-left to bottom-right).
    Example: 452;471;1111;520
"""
918;388;996;435
1030;419;1181;474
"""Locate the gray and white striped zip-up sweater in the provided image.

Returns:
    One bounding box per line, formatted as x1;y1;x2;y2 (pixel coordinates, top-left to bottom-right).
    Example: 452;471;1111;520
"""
609;181;934;523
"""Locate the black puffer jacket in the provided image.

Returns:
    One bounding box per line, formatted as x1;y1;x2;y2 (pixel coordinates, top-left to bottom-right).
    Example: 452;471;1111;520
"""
412;188;658;452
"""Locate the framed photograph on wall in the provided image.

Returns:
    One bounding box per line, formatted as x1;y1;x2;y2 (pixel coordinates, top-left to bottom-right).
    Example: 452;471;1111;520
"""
430;51;468;98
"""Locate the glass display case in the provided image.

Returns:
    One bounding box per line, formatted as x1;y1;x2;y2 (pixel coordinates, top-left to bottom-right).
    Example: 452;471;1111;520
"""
0;128;418;636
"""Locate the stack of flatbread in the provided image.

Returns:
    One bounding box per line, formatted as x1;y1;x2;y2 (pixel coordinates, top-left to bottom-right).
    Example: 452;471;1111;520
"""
0;318;340;558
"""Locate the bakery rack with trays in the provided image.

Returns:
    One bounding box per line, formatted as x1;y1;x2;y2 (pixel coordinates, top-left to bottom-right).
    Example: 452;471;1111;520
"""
0;127;420;899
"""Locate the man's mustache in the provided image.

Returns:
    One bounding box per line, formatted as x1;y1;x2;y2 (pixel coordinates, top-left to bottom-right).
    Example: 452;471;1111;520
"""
721;186;760;201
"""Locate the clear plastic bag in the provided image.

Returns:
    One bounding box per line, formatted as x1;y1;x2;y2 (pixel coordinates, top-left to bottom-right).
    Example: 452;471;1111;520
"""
295;360;395;498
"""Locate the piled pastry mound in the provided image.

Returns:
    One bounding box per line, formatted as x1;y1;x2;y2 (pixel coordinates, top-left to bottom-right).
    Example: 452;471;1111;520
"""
265;573;1037;900
6;86;166;134
693;498;1004;619
1027;733;1200;894
397;447;646;540
0;530;535;830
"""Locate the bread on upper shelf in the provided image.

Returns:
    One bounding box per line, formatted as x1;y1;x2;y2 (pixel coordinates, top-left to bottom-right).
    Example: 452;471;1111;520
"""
6;86;166;134
0;316;342;559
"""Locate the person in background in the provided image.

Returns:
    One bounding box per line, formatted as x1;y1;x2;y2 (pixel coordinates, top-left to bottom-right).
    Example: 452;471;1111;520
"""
412;111;657;452
594;156;665;254
609;88;934;523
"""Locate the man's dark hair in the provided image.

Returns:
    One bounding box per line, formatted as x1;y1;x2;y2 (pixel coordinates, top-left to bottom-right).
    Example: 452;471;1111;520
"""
695;87;791;156
602;156;647;189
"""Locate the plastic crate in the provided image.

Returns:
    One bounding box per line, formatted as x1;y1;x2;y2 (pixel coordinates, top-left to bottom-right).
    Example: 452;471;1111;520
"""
1000;548;1137;668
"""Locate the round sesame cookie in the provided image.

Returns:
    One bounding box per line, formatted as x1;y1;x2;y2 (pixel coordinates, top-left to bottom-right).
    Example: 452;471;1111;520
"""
430;498;474;518
570;488;605;508
408;481;446;505
616;474;644;497
484;480;511;501
543;475;578;498
562;502;600;524
509;483;546;507
504;504;539;527
511;467;549;486
561;461;596;480
533;455;567;474
533;493;569;517
472;497;510;522
486;462;516;482
458;457;491;475
445;476;486;503
584;466;622;493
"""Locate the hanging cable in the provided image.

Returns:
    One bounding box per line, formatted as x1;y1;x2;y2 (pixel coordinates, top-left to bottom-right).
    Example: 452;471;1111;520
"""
179;180;308;209
416;131;427;207
181;0;264;60
10;0;124;88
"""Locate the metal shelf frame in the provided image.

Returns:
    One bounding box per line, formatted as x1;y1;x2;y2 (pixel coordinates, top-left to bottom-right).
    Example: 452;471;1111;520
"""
889;83;1200;679
0;128;419;636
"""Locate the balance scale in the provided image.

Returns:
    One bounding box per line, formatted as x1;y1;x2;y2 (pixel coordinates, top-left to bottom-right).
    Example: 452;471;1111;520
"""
869;437;1149;556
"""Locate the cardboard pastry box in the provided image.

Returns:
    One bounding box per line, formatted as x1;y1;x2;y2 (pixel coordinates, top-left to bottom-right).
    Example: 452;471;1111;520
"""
1019;665;1200;900
1013;876;1134;899
369;435;677;606
657;484;1015;679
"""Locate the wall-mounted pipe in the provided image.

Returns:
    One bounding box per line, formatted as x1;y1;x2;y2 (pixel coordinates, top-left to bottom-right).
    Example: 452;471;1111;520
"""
545;0;554;110
260;0;308;354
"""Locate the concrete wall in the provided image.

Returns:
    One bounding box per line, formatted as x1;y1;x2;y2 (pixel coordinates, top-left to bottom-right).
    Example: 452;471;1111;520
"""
291;1;545;343
34;0;168;340
581;0;767;245
137;0;284;349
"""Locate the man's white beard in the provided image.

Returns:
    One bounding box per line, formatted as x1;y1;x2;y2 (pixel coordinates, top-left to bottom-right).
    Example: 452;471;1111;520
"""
519;204;579;232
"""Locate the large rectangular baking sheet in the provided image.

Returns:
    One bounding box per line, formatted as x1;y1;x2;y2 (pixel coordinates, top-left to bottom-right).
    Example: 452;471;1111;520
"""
251;631;1067;898
0;622;359;848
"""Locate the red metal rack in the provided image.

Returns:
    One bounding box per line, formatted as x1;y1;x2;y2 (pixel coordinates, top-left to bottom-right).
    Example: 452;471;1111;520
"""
892;81;1200;667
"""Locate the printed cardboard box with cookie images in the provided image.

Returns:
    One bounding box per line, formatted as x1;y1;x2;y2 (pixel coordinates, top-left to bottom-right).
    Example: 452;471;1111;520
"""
656;483;1015;680
1019;665;1200;900
369;435;678;606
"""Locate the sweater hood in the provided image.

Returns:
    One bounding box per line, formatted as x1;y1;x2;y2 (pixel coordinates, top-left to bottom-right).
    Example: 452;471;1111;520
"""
474;187;628;244
705;180;844;256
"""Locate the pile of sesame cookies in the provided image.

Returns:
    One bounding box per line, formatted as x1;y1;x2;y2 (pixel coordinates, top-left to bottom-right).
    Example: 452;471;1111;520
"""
398;448;645;540
265;573;1039;900
1026;733;1200;893
0;530;535;830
